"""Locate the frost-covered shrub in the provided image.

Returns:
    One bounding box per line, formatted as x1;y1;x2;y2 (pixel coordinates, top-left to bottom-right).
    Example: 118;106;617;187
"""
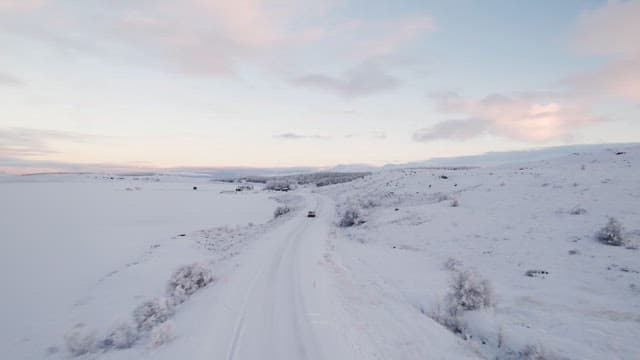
133;297;174;332
166;263;214;304
569;206;587;215
443;257;463;272
273;206;290;218
596;217;626;246
264;180;296;191
430;304;466;336
358;198;378;209
525;269;549;278
314;173;368;186
102;322;138;350
65;324;98;356
431;269;495;338
149;322;175;348
509;344;558;360
447;270;494;315
339;207;364;227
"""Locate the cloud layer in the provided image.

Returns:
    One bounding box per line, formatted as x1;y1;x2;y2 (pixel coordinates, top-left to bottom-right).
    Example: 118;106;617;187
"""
292;61;400;97
0;127;100;157
570;0;640;103
273;133;330;140
414;93;600;143
0;72;23;86
0;0;432;98
415;1;640;145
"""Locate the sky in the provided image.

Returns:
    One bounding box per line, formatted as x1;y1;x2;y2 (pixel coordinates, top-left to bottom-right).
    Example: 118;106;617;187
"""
1;0;639;173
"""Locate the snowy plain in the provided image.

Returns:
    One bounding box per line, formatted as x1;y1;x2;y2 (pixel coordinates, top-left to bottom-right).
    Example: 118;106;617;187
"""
0;176;277;359
1;145;639;360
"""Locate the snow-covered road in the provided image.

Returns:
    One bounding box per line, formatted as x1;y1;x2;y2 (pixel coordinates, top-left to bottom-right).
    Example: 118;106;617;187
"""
149;190;476;360
171;192;367;360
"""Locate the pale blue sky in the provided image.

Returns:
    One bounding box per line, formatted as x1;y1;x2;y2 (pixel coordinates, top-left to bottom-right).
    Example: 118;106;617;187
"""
1;0;638;173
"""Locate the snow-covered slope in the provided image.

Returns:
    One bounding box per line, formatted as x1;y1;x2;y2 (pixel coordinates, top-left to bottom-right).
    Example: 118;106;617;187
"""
1;145;638;360
318;145;640;359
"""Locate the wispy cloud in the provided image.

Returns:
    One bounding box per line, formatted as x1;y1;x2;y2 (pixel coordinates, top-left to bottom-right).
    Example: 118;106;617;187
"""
0;1;330;75
414;93;601;143
0;0;46;14
569;59;640;103
413;118;489;142
0;72;23;86
292;61;400;97
290;14;434;97
352;15;434;59
344;131;387;140
273;133;330;140
0;127;103;158
569;0;640;103
1;1;433;98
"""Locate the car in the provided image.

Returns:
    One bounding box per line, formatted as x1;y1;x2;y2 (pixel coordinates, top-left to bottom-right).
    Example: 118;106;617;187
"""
307;211;316;218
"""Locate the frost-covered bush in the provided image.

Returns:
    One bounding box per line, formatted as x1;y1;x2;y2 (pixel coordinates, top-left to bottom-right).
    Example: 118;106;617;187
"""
431;269;495;338
569;206;587;215
339;207;365;227
273;206;290;218
133;297;174;332
596;217;626;246
65;324;98;356
102;322;138;350
503;344;558;360
443;257;463;272
264;180;296;191
314;173;369;186
166;263;214;304
358;198;378;209
149;322;175;348
447;270;494;316
430;305;466;336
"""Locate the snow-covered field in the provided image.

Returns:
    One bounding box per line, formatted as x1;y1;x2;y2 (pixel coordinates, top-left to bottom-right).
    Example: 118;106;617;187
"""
0;176;278;359
1;145;638;359
318;145;640;359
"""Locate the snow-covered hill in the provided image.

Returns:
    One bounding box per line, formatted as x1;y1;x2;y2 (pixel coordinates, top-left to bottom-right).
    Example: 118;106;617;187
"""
318;145;640;359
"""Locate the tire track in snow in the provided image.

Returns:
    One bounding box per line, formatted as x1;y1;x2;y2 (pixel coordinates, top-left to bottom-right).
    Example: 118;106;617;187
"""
225;195;321;360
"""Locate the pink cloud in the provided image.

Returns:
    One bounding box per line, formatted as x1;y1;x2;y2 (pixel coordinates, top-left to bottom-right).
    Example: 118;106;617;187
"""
1;0;434;91
110;0;302;74
192;0;282;47
570;0;640;103
415;93;601;143
1;0;330;75
0;0;46;13
573;0;640;58
569;59;640;103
